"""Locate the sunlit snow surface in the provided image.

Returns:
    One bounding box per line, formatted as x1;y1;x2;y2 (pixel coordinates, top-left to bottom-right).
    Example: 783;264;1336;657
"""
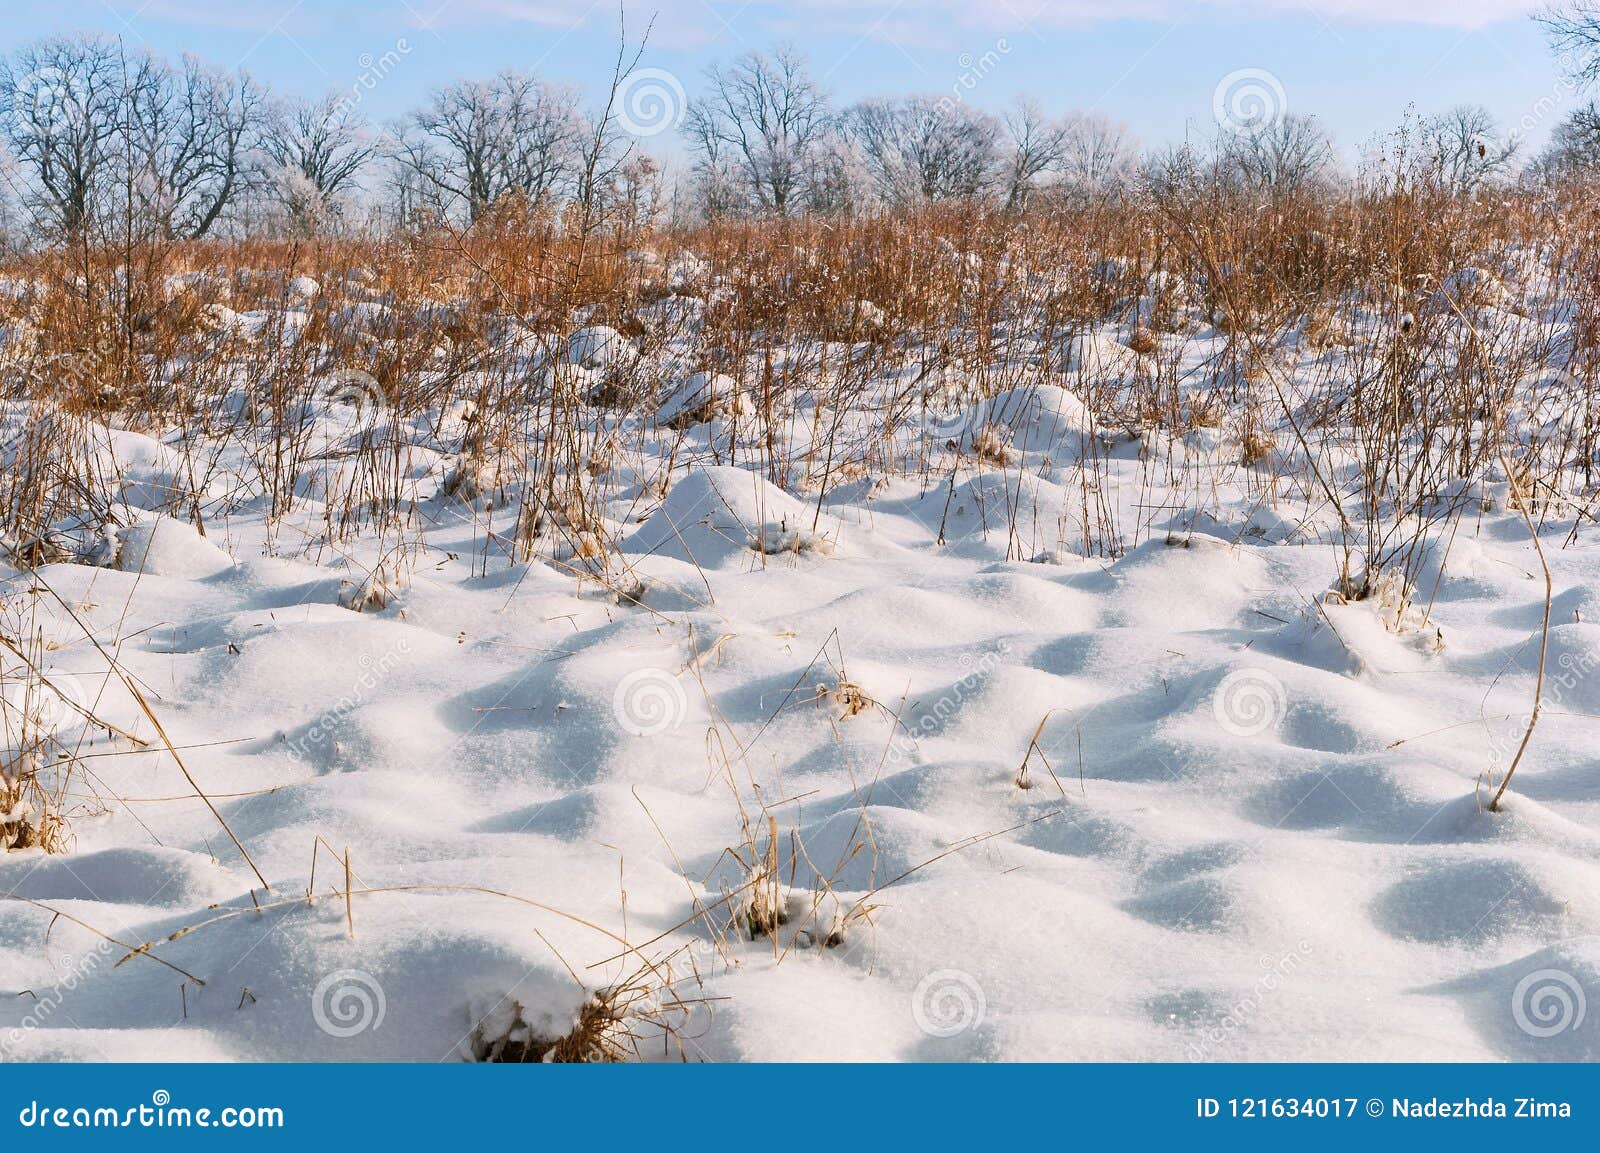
2;347;1598;1063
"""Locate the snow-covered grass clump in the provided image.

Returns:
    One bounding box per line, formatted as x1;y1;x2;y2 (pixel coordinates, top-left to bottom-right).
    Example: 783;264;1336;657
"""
2;200;1600;1062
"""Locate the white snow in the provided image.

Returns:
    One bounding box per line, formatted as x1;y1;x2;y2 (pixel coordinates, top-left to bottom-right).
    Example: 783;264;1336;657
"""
114;516;235;579
2;274;1598;1066
566;325;634;371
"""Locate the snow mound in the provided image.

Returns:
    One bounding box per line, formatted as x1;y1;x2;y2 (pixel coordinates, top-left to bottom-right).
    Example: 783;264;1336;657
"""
623;465;836;565
1058;329;1139;379
658;372;750;428
337;300;395;336
99;428;231;511
982;384;1092;454
0;846;241;908
114;516;234;579
566;325;634;370
665;252;709;289
1430;267;1506;314
1542;623;1600;711
1432;937;1600;1060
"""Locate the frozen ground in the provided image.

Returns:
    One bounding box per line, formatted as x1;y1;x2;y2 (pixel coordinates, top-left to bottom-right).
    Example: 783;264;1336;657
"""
2;274;1599;1062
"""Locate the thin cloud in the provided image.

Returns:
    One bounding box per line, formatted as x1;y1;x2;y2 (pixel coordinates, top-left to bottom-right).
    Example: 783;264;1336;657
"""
440;0;1546;38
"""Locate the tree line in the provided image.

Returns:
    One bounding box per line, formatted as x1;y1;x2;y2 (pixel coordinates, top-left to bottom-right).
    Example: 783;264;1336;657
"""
0;6;1597;244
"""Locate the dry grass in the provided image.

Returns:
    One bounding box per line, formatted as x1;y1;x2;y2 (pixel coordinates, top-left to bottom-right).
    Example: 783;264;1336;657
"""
2;180;1595;852
0;182;1594;576
3;172;1598;1058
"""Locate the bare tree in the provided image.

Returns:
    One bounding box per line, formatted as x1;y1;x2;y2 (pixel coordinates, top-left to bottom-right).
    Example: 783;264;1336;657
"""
503;75;584;205
1420;104;1519;193
569;99;636;237
1140;141;1207;202
1059;112;1136;195
379;153;434;231
126;52;266;239
392;80;498;221
1001;97;1067;211
1218;112;1338;195
395;71;581;221
1540;3;1600;87
804;130;869;216
686;45;829;214
681;99;745;218
611;152;666;233
1534;3;1600;178
845;96;998;205
1537;100;1600;177
0;35;123;235
261;93;378;234
558;13;665;246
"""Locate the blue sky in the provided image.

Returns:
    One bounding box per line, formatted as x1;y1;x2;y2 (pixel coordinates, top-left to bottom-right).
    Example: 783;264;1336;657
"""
3;2;1581;159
